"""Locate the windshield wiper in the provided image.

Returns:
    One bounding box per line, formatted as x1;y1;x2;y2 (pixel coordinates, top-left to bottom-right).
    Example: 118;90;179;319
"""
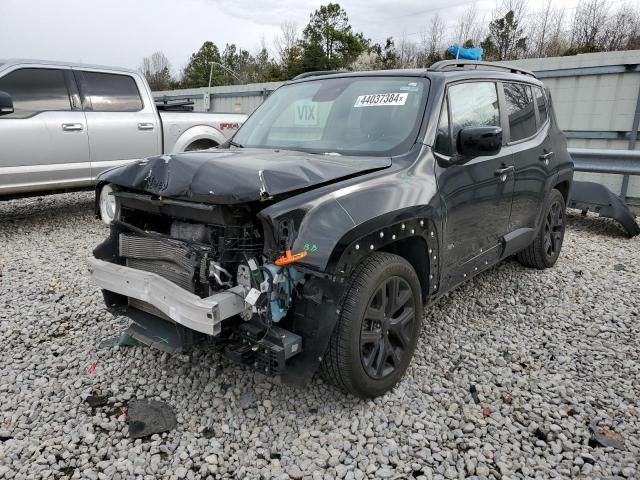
227;139;244;148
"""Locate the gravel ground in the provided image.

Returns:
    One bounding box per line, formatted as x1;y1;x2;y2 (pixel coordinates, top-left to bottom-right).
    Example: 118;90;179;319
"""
0;192;638;480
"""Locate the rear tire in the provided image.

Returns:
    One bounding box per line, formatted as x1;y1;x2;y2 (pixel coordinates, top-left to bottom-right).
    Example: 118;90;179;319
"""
516;188;566;269
320;253;423;398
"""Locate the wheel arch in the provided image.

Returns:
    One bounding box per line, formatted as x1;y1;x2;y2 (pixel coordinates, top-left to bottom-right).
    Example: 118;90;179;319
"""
171;125;226;153
328;214;440;302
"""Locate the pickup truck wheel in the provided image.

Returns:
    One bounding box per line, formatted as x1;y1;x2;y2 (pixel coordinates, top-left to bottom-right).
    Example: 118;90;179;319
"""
516;188;566;269
185;139;217;151
320;253;422;398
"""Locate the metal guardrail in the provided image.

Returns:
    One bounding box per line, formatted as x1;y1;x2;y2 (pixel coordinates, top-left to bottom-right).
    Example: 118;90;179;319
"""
569;148;640;175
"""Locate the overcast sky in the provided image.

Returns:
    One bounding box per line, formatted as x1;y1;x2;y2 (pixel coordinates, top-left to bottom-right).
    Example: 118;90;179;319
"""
2;0;581;75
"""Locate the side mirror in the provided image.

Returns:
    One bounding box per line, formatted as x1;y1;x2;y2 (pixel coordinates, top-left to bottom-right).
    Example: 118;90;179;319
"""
0;91;14;116
457;126;502;158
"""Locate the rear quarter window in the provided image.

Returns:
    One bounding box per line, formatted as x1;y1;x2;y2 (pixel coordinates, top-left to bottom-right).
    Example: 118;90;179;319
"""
534;86;548;126
79;71;143;112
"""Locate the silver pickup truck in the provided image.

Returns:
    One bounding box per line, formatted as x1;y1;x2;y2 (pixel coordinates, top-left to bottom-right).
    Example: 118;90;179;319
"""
0;59;246;197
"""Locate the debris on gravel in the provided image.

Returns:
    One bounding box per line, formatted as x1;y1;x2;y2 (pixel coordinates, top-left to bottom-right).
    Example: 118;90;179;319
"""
1;192;639;479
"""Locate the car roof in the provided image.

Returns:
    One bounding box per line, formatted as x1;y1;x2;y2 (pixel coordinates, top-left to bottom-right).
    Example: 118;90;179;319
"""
0;58;138;74
288;62;544;87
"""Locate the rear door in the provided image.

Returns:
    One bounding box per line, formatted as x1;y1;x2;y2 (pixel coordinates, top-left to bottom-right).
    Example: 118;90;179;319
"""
74;69;161;179
434;81;515;290
0;66;90;195
501;82;549;232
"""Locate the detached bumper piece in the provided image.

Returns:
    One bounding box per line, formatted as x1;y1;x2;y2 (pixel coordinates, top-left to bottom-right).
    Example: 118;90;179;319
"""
568;181;640;238
224;323;303;375
87;257;245;336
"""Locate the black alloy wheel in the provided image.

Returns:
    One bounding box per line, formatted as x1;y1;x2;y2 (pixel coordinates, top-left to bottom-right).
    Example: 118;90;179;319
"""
360;276;416;380
544;198;564;259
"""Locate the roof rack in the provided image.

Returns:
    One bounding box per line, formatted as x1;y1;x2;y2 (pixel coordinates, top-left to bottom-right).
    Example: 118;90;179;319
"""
292;70;344;80
428;60;536;78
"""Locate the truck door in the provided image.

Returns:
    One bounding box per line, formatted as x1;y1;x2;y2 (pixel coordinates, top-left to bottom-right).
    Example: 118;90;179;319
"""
434;81;514;290
74;69;161;180
0;66;90;195
502;82;550;232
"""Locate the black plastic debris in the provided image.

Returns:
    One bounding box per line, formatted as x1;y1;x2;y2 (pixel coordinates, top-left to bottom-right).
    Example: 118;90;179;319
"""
446;355;464;380
534;428;548;442
202;427;216;439
469;385;480;405
588;421;625;450
99;333;143;348
127;400;177;439
85;394;110;408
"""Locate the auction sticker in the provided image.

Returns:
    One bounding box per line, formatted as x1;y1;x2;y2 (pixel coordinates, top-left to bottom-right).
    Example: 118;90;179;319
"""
354;92;408;107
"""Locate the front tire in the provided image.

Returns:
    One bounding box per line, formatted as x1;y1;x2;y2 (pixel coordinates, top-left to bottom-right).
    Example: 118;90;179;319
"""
516;188;566;269
320;253;423;398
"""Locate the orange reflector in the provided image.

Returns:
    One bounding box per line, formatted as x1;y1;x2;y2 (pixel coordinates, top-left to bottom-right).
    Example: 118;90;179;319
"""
274;249;308;266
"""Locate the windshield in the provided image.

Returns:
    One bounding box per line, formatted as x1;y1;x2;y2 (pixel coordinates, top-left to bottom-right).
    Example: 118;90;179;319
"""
233;76;429;156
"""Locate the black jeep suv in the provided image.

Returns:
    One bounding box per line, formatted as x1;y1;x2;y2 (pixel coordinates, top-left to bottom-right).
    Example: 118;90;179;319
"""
90;61;573;398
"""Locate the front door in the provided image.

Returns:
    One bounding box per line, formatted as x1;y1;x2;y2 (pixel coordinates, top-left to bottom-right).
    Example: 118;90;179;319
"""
73;69;161;179
434;81;514;290
0;66;90;195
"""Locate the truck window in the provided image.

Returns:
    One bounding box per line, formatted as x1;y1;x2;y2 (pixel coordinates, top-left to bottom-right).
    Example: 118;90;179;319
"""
80;71;143;112
448;82;500;152
0;68;71;117
503;82;536;141
534;86;548;127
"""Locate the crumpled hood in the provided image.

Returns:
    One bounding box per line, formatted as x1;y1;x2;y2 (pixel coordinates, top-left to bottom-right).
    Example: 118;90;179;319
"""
100;148;392;204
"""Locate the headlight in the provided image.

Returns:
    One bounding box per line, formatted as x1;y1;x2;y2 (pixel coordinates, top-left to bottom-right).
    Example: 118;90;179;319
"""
99;184;119;225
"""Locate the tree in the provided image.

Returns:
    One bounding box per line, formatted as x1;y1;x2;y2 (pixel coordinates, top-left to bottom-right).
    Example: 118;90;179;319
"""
274;22;303;79
140;52;173;91
300;3;367;72
481;1;527;60
181;41;223;88
418;13;446;67
570;0;608;52
454;3;485;47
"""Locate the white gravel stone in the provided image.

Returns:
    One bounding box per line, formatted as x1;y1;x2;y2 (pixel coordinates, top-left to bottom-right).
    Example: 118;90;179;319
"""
0;194;638;479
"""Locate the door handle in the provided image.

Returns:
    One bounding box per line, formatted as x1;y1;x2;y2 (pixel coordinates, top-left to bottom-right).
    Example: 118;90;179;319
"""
138;123;154;131
494;165;514;181
61;123;83;132
539;151;554;160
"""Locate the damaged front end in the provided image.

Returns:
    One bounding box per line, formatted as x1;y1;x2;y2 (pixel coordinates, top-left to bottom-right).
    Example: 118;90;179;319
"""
89;186;342;384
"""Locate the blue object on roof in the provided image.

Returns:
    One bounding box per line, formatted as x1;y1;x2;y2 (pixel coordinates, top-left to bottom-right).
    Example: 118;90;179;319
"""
448;44;484;61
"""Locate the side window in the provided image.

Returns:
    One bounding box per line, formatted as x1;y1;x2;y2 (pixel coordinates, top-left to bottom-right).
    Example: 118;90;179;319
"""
534;86;548;126
448;82;500;152
80;71;143;112
0;68;71;117
503;82;536;141
434;98;452;155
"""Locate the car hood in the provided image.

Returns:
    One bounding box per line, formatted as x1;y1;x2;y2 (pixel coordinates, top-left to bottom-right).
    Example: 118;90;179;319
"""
100;148;392;204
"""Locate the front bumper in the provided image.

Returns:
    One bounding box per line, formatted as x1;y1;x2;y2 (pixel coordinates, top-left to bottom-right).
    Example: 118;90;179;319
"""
87;257;246;336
